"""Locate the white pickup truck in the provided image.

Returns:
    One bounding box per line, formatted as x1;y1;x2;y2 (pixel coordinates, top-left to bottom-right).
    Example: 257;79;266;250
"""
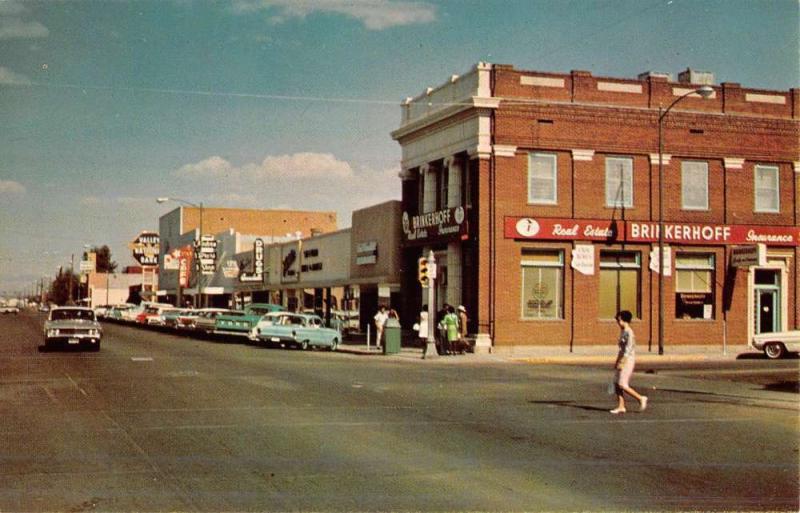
750;331;800;359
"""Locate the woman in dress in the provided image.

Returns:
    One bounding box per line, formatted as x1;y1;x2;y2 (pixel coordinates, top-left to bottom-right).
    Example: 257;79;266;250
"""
611;310;648;414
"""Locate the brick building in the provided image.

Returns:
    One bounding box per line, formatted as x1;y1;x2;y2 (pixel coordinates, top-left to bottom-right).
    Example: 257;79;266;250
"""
392;63;799;353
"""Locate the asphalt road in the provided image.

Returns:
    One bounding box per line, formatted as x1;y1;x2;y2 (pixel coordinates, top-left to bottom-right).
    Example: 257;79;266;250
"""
1;312;798;512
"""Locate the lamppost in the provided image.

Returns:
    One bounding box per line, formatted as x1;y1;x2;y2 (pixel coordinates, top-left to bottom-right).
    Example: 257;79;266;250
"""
657;85;714;355
156;197;205;307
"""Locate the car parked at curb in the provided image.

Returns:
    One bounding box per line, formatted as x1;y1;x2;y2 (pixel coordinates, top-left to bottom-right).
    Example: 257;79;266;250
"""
249;312;340;351
214;303;285;336
191;309;233;333
750;330;800;359
43;306;102;351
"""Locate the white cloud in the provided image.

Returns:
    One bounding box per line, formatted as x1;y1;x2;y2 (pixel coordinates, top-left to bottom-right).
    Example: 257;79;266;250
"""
176;152;354;181
173;152;399;225
0;66;31;85
0;1;26;16
232;0;436;30
0;180;26;194
0;17;48;39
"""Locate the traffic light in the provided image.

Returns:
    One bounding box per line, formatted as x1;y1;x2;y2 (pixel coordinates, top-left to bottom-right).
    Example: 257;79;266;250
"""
418;257;429;287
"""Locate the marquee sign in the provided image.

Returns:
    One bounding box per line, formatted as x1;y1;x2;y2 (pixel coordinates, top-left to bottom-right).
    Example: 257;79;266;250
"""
402;206;468;246
505;217;800;247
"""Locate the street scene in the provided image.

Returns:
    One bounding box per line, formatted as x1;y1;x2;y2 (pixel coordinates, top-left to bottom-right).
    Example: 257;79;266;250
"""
1;0;799;511
1;312;798;511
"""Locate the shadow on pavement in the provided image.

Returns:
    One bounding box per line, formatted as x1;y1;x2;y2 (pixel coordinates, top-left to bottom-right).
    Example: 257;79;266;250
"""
527;400;609;412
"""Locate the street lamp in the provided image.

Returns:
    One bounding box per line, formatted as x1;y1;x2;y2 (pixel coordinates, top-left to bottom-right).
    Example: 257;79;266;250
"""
156;197;205;307
657;85;714;355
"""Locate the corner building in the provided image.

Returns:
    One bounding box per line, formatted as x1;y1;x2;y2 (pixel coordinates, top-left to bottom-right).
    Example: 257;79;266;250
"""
392;63;799;352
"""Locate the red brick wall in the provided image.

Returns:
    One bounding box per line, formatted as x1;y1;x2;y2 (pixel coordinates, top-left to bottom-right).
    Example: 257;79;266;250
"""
484;65;799;349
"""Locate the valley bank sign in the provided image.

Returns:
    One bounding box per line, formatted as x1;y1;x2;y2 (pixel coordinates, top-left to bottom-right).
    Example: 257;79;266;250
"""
505;217;800;246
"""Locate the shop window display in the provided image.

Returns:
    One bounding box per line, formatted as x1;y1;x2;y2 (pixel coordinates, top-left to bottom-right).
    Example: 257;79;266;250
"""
521;249;563;320
675;253;714;319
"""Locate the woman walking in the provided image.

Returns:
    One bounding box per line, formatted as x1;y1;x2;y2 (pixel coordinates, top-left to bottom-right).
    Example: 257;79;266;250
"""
611;310;648;414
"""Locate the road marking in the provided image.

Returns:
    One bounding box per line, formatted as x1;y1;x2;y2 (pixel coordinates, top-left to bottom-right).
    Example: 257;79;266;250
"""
64;373;87;396
131;356;153;362
40;385;58;404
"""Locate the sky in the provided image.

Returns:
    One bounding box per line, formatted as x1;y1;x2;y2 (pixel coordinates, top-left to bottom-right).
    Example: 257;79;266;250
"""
1;0;798;295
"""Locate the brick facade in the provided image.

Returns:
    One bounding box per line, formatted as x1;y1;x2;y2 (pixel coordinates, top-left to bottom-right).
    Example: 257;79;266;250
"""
394;63;799;351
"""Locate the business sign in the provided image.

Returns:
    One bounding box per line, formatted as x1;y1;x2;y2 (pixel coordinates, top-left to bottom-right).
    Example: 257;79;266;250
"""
570;244;595;275
129;232;160;266
164;249;181;270
178;245;193;287
222;260;240;279
281;241;300;283
79;260;95;273
730;244;767;268
197;235;217;275
402;206;468;246
649;247;672;276
240;238;264;283
356;240;378;265
505;217;800;247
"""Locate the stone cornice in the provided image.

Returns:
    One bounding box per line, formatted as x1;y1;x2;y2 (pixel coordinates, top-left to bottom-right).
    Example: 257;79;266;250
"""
649;154;671;166
724;158;745;170
391;96;500;141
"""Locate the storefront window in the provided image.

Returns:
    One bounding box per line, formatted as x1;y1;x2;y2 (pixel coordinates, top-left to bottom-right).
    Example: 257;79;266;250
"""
675;253;714;319
599;251;640;319
521;250;563;320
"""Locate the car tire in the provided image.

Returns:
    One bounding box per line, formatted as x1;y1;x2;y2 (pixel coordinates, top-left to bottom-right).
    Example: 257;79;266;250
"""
764;342;785;360
299;340;309;351
329;339;339;352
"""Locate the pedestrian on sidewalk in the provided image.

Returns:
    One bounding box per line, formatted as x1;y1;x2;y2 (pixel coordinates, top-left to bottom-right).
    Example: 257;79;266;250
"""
416;305;429;348
373;305;388;350
457;305;469;354
610;310;648;414
442;305;460;355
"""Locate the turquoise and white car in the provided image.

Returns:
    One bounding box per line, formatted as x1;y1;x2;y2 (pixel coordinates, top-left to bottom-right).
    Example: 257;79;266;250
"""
249;312;341;351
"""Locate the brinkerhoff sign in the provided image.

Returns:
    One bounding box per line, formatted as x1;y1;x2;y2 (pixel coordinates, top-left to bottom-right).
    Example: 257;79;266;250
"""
402;206;467;246
505;217;800;246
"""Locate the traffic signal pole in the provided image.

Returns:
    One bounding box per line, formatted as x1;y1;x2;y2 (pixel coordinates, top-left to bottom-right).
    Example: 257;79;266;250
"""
422;250;438;359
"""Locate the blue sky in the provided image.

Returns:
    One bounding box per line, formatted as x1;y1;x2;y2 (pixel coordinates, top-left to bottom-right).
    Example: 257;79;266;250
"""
1;0;798;294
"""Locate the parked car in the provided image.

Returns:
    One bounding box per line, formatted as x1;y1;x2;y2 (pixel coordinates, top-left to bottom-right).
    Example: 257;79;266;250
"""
249;312;341;350
0;305;20;314
93;305;112;319
133;302;175;325
214;303;285;336
107;303;135;321
162;308;190;329
750;330;800;359
43;306;102;351
194;309;239;334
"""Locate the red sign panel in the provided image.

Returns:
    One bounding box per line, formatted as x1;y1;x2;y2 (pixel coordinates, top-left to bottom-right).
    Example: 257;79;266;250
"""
505;217;800;247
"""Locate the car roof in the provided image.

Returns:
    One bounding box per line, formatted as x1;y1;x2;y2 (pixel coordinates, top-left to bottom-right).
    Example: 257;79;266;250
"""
52;306;93;311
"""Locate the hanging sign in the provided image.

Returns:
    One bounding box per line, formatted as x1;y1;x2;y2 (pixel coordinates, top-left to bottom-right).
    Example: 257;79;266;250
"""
571;244;595;275
649;247;672;276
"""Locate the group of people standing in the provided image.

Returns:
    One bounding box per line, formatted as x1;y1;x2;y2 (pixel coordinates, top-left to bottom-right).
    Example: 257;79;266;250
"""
416;303;469;355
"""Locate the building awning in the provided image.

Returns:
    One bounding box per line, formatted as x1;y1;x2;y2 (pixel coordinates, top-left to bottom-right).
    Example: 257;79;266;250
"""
182;287;226;295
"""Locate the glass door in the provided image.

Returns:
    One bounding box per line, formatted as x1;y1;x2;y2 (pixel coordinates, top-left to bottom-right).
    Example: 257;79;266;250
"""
754;270;781;334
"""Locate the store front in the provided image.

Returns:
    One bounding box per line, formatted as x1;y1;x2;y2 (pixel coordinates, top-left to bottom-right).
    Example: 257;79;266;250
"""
503;217;798;347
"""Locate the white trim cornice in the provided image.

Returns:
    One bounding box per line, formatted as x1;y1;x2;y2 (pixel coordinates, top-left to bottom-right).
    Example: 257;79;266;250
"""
649;154;671;166
724;158;745;170
794;161;800;174
398;168;415;181
493;145;517;158
391;96;500;141
571;149;595;161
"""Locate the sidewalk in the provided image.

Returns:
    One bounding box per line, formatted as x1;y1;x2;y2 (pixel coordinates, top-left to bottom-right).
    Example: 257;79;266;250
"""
336;334;757;365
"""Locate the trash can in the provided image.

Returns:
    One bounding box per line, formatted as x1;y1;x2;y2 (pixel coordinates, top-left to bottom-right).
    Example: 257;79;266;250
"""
383;318;401;354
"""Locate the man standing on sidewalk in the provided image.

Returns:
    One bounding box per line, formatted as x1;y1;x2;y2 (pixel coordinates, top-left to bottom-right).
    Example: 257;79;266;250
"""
373;305;388;351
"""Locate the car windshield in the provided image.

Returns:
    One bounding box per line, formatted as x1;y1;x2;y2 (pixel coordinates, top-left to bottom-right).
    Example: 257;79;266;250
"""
51;309;95;321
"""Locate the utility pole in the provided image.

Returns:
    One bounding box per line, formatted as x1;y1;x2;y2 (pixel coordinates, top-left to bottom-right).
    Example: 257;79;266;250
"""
68;253;74;305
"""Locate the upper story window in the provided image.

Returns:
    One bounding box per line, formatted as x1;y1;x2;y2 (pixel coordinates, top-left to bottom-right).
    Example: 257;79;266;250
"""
438;166;449;210
754;165;780;213
605;157;633;208
528;153;557;204
681;161;709;210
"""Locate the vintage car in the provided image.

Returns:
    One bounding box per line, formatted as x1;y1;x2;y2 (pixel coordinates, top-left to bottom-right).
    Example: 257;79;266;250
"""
214;303;285;336
191;309;233;333
750;330;800;359
249;312;341;350
43;306;102;351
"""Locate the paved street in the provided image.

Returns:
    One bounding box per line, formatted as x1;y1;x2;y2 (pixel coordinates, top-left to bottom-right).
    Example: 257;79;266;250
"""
1;312;798;512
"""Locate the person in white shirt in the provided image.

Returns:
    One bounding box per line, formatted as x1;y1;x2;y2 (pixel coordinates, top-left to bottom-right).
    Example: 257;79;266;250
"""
373;306;389;349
